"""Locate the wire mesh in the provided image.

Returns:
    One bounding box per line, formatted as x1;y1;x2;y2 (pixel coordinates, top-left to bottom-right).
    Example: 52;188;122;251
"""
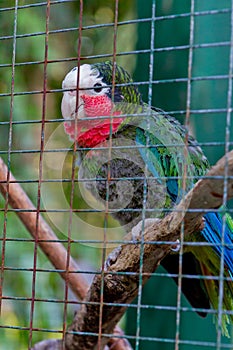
0;1;233;349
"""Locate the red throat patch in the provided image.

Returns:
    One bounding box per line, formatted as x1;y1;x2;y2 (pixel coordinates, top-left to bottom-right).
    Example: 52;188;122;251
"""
64;94;124;148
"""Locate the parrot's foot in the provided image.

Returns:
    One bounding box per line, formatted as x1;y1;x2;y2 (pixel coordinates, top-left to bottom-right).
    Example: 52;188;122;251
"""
170;239;180;252
131;218;160;241
199;217;206;231
105;246;122;270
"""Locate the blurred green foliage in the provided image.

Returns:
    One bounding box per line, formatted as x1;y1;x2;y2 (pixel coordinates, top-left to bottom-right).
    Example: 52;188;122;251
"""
0;0;232;349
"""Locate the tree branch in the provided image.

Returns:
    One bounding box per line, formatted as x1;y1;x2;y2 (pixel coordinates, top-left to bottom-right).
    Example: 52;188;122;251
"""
0;157;88;300
65;150;233;350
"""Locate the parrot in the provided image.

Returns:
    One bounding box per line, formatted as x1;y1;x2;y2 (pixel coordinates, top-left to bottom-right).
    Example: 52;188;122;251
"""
61;61;233;336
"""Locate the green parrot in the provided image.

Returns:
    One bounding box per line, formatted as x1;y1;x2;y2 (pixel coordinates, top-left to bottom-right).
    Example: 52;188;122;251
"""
61;61;233;336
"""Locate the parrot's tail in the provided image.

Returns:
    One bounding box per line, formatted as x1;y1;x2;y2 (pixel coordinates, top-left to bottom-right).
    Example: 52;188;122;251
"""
161;209;233;336
199;211;233;337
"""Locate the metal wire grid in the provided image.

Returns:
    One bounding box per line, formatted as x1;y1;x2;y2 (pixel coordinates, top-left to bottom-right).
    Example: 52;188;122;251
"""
0;0;233;349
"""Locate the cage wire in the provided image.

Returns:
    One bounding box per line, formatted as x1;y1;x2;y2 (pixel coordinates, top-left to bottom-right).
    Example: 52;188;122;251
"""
0;0;233;349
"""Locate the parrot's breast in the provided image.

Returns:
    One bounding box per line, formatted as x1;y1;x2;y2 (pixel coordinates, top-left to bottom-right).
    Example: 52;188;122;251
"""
64;118;123;148
64;93;124;147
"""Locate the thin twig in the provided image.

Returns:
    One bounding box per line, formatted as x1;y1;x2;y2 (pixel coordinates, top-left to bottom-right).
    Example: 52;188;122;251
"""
0;157;88;300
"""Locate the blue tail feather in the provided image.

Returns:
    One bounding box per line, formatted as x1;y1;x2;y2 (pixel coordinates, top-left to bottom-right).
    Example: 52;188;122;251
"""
202;212;233;276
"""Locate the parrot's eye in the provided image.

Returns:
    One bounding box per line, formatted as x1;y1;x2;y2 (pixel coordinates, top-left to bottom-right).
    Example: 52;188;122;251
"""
93;83;103;93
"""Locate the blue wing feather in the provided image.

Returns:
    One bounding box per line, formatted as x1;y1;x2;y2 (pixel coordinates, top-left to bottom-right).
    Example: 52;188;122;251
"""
135;128;164;183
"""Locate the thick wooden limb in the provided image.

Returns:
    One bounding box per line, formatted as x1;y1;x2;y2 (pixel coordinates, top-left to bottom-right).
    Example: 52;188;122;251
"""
65;150;233;350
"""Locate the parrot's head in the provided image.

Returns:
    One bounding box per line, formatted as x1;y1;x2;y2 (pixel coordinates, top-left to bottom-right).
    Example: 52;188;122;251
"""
61;61;142;147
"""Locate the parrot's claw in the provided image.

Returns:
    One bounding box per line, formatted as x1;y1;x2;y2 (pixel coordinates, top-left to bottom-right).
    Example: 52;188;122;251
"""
170;239;181;252
199;217;206;231
131;218;160;241
105;246;122;270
